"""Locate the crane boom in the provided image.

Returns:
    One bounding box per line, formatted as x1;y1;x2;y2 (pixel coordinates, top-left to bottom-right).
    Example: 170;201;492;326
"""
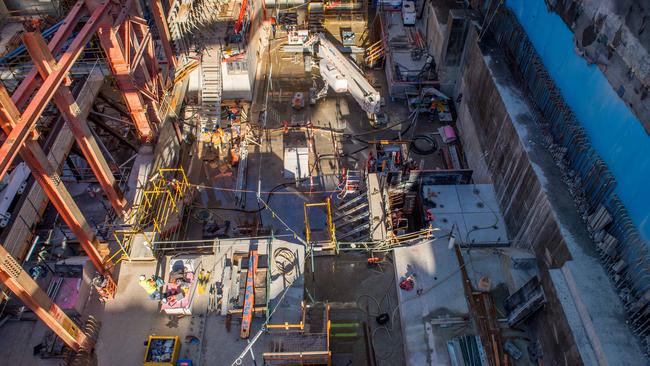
311;34;381;116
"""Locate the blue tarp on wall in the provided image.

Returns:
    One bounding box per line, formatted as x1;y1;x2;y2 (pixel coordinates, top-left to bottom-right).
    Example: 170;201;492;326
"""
506;0;650;241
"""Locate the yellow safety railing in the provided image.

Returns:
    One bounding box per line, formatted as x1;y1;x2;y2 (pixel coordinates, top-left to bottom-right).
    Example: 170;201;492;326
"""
106;167;190;267
172;59;199;85
303;198;337;250
266;301;306;330
364;39;385;66
387;224;434;245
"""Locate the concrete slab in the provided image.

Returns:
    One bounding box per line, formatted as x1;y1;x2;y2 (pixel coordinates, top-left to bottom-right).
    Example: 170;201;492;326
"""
423;184;509;245
96;238;304;366
393;238;538;365
422;185;462;213
393;238;467;366
456;184;499;213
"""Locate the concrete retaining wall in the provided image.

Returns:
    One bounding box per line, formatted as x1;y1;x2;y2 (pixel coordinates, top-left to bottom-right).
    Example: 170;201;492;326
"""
454;27;644;364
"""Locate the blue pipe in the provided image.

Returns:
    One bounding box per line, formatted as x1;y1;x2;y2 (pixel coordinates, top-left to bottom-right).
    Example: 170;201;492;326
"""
0;21;63;64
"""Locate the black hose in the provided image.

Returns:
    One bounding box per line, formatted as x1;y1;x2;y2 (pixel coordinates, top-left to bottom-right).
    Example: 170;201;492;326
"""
410;135;438;155
191;178;314;214
346;145;371;156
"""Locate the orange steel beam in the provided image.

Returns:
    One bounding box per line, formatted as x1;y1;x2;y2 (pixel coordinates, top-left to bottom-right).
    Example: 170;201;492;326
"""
11;0;88;109
129;20;162;125
97;20;155;140
240;249;258;339
150;0;177;70
0;84;117;295
0;245;91;351
0;1;110;182
22;32;127;214
235;0;248;34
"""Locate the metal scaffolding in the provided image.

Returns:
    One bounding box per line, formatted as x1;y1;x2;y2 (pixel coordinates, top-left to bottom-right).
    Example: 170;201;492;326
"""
303;198;337;251
108;167;190;268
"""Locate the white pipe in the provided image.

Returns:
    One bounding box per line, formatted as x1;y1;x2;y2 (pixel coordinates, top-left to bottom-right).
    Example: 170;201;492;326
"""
264;0;307;7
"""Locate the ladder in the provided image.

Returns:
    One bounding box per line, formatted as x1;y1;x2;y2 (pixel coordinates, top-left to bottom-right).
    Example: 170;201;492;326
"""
333;202;368;222
336;192;367;212
200;47;223;133
337;211;370;228
308;2;325;33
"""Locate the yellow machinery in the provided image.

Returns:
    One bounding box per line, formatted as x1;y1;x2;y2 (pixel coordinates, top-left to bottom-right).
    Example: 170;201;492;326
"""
143;335;181;366
172;59;199;85
364;39;384;67
303;198;337;251
266;301;307;331
106;167;190;268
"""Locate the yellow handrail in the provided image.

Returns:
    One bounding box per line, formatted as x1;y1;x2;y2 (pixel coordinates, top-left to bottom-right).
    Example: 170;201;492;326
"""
105;167;191;268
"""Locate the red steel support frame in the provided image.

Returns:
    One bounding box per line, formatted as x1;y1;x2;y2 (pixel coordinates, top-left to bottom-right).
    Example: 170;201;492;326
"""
0;0;174;350
0;83;117;296
0;0;168;295
96;18;156;140
0;1;110;181
11;1;88;109
130;16;163;118
0;244;91;351
150;0;177;71
22;32;127;214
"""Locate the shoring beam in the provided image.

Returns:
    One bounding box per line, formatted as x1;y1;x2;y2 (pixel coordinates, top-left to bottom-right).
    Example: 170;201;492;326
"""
96;18;155;140
130;17;163;122
22;32;127;214
150;0;177;70
11;0;88;109
0;83;117;295
130;28;151;74
88;115;138;151
0;1;110;182
0;244;91;351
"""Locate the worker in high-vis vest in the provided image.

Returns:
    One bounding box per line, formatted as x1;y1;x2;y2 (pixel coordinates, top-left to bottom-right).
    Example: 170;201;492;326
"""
139;274;162;300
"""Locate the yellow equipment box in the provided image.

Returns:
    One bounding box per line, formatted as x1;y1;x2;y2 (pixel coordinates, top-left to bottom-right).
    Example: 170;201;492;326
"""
144;335;181;366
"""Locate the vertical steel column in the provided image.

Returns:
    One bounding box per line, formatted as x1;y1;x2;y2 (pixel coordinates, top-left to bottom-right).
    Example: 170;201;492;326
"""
22;32;127;214
0;244;91;351
96;21;155;141
150;0;177;70
0;84;117;295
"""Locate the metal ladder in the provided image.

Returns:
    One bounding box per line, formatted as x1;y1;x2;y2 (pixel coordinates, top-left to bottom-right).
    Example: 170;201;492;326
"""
337;211;370;228
200;47;222;132
337;224;369;241
335;193;367;212
332;201;368;222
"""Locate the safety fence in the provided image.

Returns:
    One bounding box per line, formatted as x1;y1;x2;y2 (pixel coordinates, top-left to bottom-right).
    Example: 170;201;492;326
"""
490;8;650;354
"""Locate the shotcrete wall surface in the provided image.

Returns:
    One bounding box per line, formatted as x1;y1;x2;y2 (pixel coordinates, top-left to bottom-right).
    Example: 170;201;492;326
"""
506;0;650;242
456;28;645;364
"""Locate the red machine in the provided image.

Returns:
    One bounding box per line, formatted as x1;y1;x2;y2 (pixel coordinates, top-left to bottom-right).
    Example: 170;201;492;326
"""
234;0;248;34
399;275;415;291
